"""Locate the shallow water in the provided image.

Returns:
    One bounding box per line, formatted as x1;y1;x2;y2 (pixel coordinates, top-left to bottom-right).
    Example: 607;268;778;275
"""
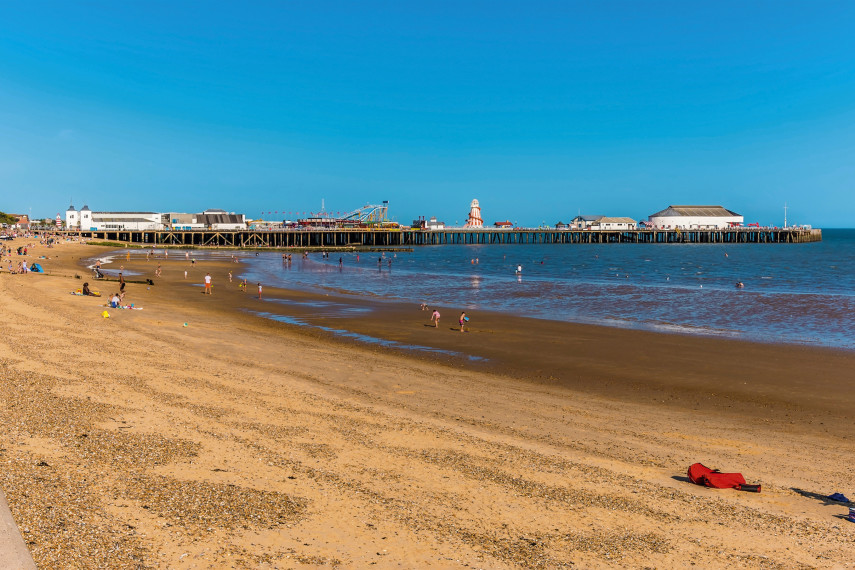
248;310;487;361
119;229;855;350
234;230;855;350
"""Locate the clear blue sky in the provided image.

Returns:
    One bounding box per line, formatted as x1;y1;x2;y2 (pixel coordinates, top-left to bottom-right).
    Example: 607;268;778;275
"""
1;1;853;226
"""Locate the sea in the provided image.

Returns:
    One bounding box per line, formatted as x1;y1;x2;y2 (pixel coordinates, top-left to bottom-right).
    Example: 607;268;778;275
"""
229;228;855;351
99;229;853;351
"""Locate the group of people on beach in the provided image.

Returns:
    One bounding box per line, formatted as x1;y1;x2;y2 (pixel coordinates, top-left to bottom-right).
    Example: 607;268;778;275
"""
423;303;469;332
202;271;263;299
3;242;39;274
7;260;29;274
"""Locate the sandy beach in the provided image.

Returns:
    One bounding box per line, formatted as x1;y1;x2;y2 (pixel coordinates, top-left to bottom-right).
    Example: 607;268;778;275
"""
2;237;854;569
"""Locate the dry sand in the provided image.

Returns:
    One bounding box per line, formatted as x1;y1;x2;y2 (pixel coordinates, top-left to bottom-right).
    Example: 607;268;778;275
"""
1;237;854;569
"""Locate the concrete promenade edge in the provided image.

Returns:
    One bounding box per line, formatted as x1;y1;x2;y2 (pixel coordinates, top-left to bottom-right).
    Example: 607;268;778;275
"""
0;488;37;569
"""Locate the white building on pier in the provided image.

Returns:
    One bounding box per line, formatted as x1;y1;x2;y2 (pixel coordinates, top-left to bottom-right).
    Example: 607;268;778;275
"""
66;205;246;231
647;205;743;229
590;216;637;230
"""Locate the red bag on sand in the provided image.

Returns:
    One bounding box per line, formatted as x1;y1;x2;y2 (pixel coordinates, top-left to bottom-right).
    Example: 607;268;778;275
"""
687;463;746;489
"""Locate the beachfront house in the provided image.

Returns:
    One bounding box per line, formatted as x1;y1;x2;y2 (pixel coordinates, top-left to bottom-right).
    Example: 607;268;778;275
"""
648;205;743;229
589;217;637;230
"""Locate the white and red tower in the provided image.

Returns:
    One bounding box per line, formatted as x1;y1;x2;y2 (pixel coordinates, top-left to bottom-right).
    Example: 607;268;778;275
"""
464;199;483;228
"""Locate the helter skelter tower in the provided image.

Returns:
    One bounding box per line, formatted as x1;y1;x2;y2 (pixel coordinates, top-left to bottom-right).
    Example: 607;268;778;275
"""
464;199;483;228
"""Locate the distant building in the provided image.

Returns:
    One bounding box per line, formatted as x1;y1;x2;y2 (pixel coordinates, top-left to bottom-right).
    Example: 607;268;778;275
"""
648;205;743;229
66;204;78;229
554;221;569;229
425;216;445;230
67;205;245;231
2;214;31;230
248;219;283;230
570;215;604;229
494;220;513;228
589;217;637;230
7;214;29;229
162;212;204;230
66;204;162;231
195;209;246;230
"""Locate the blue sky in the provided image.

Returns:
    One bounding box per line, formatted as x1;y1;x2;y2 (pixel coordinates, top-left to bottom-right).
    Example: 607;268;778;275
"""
1;1;853;226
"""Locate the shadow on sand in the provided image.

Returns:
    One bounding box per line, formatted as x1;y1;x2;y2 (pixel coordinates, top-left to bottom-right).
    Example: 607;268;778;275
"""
791;488;851;506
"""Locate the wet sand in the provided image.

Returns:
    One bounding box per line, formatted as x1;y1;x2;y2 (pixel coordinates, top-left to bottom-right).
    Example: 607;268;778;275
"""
1;238;854;568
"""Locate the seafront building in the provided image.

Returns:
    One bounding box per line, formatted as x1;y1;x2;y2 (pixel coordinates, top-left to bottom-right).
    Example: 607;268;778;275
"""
647;205;743;229
65;205;162;231
65;205;246;231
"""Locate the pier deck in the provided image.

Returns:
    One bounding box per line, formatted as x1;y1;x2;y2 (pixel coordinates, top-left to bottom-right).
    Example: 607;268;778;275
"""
63;227;821;248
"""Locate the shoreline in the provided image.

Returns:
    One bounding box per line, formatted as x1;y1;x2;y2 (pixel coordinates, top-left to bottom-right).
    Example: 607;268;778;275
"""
49;244;855;437
87;243;855;353
2;237;854;567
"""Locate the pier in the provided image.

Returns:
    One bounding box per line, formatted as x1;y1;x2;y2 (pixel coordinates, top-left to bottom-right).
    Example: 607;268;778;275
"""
62;227;822;248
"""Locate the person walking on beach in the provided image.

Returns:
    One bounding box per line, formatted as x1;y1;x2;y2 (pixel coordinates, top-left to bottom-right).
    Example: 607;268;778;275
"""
228;271;233;283
459;311;468;332
204;273;212;295
257;283;263;299
431;309;440;328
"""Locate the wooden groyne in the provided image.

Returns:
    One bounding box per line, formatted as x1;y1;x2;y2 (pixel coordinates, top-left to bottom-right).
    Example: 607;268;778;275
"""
57;227;822;248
